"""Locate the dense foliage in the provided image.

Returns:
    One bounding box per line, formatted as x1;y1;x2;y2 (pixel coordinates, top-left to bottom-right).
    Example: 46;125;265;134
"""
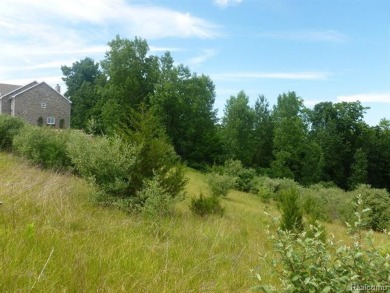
190;193;224;217
13;125;72;170
61;36;389;191
0;115;25;151
4;115;186;214
255;196;390;292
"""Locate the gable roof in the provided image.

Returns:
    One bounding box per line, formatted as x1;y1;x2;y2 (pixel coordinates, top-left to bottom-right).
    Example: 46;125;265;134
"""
12;81;72;104
0;81;39;100
0;83;21;97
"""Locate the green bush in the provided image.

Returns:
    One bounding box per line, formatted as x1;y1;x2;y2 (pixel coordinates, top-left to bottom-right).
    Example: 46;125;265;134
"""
253;177;278;201
279;188;304;232
37;116;43;127
206;173;236;197
255;196;390;292
66;131;138;196
250;176;301;202
0;115;26;151
137;175;180;217
222;159;256;192
190;193;224;217
300;192;330;222
300;184;353;224
354;184;390;232
119;105;187;201
13;126;71;169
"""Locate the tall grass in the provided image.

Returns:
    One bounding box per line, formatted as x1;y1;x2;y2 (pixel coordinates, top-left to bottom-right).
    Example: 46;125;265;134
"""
0;153;388;292
0;153;274;292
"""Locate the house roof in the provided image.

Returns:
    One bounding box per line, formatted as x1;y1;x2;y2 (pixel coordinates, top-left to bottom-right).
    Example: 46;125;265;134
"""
0;83;21;97
0;81;38;100
12;81;72;104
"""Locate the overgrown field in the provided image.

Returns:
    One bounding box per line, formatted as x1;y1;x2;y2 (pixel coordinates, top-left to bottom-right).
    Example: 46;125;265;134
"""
0;152;388;292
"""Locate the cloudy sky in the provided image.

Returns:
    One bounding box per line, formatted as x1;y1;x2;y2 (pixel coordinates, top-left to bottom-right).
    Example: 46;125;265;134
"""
0;0;389;125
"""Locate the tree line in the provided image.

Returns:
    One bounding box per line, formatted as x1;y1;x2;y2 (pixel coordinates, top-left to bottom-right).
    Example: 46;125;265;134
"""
61;36;390;191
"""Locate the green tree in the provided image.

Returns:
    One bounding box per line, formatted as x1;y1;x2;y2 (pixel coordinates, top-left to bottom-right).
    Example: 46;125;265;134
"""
252;95;274;169
221;91;255;166
61;57;104;130
151;53;221;166
348;148;368;190
309;101;369;189
362;119;390;191
271;92;308;181
280;188;304;232
100;36;160;132
118;105;187;200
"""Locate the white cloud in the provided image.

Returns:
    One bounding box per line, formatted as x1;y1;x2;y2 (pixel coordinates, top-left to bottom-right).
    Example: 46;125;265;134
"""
188;49;218;66
0;0;220;82
0;0;219;39
337;93;390;103
214;0;243;8
258;30;348;43
211;71;329;81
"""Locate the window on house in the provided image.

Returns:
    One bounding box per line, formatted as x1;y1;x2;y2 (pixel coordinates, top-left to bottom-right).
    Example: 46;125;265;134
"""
41;103;46;109
47;117;55;125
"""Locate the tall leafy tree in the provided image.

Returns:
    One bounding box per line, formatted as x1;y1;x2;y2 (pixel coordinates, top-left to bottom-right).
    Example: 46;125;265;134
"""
348;148;368;190
271;92;309;181
221;91;255;166
362;119;390;191
151;52;221;166
309;101;368;189
252;95;274;169
100;36;160;133
61;57;104;129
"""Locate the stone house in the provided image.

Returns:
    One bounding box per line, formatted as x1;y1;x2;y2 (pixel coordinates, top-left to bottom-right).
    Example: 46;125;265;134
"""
0;81;71;128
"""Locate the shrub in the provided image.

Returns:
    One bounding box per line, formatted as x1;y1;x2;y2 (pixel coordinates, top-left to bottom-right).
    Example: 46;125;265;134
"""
206;173;236;197
222;159;256;192
300;192;330;222
119;105;187;201
254;195;390;292
354;184;390;232
0;115;26;151
37;116;43;127
279;188;303;232
137;175;179;217
302;185;353;223
66;131;138;196
13;125;71;169
59;119;65;129
190;193;224;217
253;176;279;202
251;176;301;202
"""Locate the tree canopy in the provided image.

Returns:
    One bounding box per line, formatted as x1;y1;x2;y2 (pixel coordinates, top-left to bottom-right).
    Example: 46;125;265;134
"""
62;36;390;191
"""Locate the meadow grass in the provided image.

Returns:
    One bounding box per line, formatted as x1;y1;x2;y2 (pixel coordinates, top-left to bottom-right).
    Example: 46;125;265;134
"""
0;152;388;292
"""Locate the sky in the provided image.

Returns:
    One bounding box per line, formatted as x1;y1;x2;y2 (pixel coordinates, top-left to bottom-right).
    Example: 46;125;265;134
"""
0;0;389;125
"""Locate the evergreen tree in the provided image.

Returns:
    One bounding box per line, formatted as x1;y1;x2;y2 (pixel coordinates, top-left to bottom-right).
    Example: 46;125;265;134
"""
280;188;304;232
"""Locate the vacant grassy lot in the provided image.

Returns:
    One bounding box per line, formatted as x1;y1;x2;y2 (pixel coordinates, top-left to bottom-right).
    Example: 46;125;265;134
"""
0;152;387;292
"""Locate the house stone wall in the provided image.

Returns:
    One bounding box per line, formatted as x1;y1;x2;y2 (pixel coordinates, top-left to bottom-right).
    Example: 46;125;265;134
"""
0;81;39;115
14;83;71;128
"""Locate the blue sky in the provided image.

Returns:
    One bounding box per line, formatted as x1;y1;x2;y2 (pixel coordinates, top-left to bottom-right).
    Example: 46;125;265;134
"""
0;0;389;125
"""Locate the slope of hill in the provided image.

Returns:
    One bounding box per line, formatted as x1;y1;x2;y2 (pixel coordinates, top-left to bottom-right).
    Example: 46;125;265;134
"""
0;152;387;292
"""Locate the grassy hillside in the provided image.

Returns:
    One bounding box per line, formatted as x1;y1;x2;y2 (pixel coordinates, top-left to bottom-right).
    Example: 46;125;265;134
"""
0;152;387;292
